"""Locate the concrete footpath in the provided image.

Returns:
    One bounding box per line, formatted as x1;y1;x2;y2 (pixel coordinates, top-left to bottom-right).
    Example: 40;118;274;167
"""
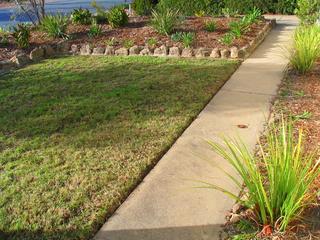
95;16;298;240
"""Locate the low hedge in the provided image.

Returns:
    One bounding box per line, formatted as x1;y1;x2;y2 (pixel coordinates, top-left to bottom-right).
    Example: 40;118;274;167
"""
158;0;298;15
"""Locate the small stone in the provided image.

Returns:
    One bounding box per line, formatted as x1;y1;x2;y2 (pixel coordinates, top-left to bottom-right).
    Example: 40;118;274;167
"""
168;46;181;57
181;48;194;57
56;41;70;54
229;214;241;224
10;53;30;67
71;44;79;54
80;44;92;55
195;48;211;58
0;59;16;71
92;47;105;55
154;45;168;56
44;45;55;57
129;45;141;55
30;47;45;61
232;203;242;214
210;48;220;58
230;47;239;59
220;49;230;59
115;48;129;56
140;47;152;56
105;46;115;56
238;48;246;59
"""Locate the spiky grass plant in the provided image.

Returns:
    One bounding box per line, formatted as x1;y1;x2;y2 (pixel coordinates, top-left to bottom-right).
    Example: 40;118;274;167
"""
151;5;180;36
289;25;320;74
206;117;320;232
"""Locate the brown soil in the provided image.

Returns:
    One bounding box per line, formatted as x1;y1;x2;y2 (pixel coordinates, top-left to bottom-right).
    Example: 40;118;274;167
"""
0;16;269;60
270;62;320;239
222;63;320;240
0;1;14;8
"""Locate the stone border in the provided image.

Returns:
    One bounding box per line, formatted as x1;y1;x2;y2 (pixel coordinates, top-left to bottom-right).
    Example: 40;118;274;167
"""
0;19;276;75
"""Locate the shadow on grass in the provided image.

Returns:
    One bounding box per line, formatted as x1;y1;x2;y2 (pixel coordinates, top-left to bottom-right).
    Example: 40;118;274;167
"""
0;56;238;240
1;224;225;240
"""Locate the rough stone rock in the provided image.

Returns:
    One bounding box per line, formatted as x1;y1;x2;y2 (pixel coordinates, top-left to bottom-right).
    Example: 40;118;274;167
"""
129;45;141;55
210;48;220;58
80;44;92;55
139;47;152;56
181;48;194;57
30;47;45;61
71;44;79;54
232;203;243;214
230;47;240;59
115;48;129;56
220;48;230;59
229;214;241;224
44;45;55;57
105;46;115;55
169;47;181;57
154;45;168;56
10;53;30;67
195;48;211;58
92;47;105;55
0;59;16;71
56;41;70;54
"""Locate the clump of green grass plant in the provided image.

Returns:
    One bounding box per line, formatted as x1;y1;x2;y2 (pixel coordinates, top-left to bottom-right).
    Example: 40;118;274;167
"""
289;25;320;74
206;117;320;232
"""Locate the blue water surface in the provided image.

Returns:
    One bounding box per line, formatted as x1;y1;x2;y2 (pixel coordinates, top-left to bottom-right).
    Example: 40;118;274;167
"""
0;0;131;28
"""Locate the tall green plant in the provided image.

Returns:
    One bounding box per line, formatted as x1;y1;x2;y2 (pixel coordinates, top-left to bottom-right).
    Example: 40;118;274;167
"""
12;24;30;49
40;14;69;39
132;0;155;15
151;5;180;36
295;0;320;25
205;117;320;232
107;6;128;28
289;25;320;74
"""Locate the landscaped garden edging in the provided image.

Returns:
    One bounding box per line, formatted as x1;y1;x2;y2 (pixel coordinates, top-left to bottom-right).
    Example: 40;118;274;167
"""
0;19;276;74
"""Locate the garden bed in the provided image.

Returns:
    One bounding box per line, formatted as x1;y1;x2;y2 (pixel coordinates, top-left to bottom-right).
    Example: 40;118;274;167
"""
223;62;320;240
0;16;273;61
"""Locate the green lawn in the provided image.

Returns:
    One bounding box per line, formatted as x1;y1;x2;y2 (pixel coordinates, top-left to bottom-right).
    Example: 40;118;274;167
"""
0;56;238;239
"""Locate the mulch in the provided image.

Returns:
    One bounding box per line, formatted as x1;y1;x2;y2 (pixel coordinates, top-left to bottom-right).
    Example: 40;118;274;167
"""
0;16;268;60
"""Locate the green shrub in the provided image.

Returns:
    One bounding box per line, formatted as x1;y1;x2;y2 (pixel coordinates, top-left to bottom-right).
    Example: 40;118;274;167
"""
123;39;134;48
289;25;320;74
219;33;234;46
206;117;320;232
12;24;30;49
151;5;180;36
170;31;195;47
146;37;157;48
180;32;195;48
171;32;183;42
221;7;239;17
132;0;155;15
275;0;298;14
228;9;261;39
204;20;217;32
229;21;245;38
105;37;117;46
40;14;69;39
159;0;222;16
0;27;10;46
296;0;320;25
70;8;92;25
91;0;108;24
107;6;128;28
88;19;102;38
